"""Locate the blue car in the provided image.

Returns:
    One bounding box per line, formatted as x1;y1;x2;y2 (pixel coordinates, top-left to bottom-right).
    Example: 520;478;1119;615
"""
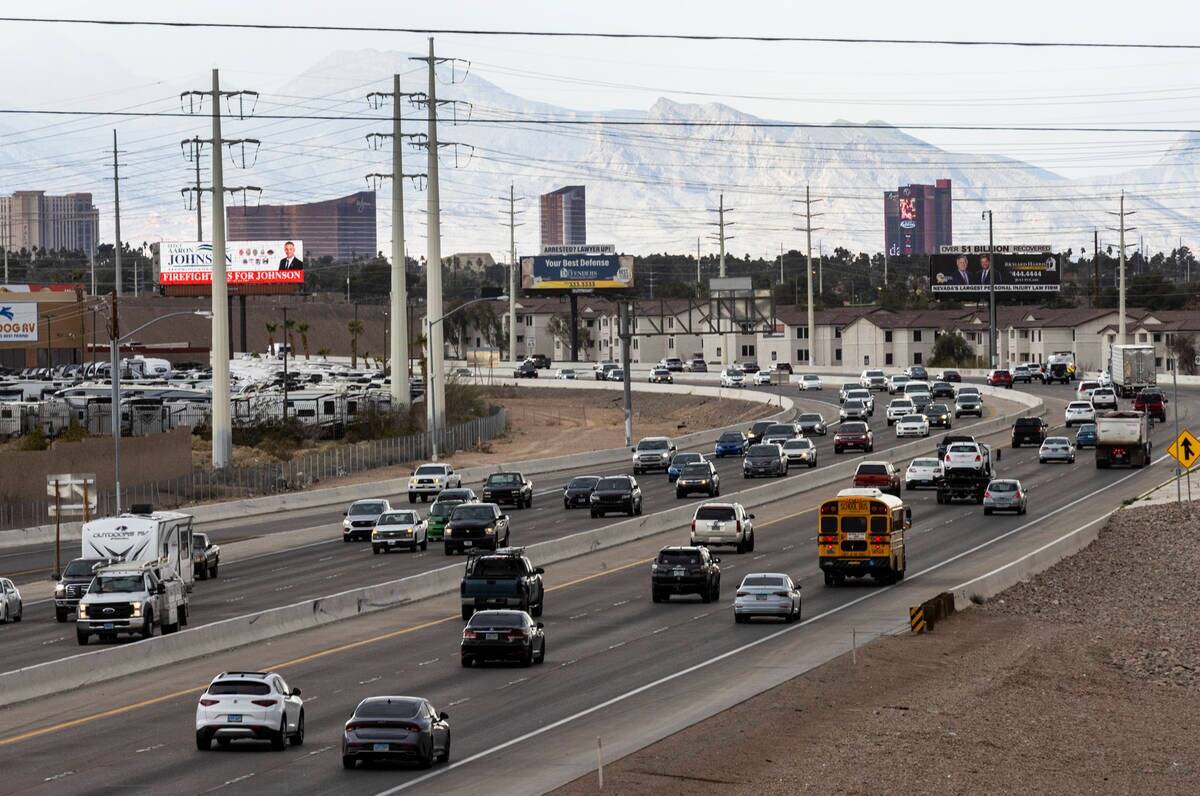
667;452;706;481
713;431;748;458
1074;423;1097;449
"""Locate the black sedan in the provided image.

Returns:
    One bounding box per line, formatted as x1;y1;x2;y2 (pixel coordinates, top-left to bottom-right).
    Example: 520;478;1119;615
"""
675;462;720;498
342;696;450;769
926;403;953;428
742;443;789;478
590;475;643;517
460;609;546;667
562;475;600;510
931;381;956;399
444;503;510;554
939;370;962;383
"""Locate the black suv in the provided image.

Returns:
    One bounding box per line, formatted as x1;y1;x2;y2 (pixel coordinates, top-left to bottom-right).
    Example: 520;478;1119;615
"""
590;475;642;517
743;443;789;478
54;557;113;622
513;361;538;378
481;472;534;509
747;420;774;445
651;546;721;603
675;461;720;498
460;548;544;619
445;503;511;555
529;354;551;369
1011;417;1048;447
562;475;600;510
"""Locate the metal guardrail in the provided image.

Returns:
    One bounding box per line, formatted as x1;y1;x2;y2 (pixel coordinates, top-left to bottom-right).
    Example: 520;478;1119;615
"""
0;406;507;531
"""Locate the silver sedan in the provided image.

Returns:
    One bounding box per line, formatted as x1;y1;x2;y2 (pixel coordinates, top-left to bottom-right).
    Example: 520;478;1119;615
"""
1039;436;1076;464
733;573;801;623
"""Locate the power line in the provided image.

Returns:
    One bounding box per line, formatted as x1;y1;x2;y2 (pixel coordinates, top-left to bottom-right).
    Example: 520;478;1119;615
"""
3;16;1200;50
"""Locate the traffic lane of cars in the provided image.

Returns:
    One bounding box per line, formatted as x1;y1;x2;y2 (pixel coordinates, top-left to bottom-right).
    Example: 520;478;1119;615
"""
0;432;1163;796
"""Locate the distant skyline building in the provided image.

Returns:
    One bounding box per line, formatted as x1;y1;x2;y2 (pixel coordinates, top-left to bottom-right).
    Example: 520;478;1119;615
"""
884;179;952;257
540;185;586;250
0;190;99;254
227;190;376;261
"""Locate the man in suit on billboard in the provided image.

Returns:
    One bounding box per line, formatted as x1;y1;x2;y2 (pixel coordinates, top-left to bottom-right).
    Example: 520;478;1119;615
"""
278;241;303;271
949;255;972;286
977;254;993;285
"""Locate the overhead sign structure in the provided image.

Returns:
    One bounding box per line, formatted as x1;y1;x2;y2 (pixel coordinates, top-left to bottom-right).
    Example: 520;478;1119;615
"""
929;251;1061;293
0;302;38;342
939;244;1053;254
521;254;634;292
1167;429;1200;469
47;473;97;517
159;240;305;285
541;243;615;255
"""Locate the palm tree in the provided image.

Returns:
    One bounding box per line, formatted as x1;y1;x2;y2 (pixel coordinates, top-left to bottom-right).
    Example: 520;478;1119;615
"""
282;317;297;356
348;319;364;368
264;321;279;354
296;322;311;360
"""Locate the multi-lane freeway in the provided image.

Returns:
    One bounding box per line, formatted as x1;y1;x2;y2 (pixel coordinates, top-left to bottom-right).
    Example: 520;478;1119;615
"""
0;378;1194;795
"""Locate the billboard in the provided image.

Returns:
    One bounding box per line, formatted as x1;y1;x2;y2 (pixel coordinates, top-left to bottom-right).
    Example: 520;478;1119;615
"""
930;252;1061;293
159;240;305;285
0;302;38;342
521;254;633;292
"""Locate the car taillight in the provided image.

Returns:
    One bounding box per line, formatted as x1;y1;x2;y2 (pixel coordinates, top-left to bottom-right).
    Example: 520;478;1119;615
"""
870;536;888;545
984;491;992;499
975;455;981;462
199;698;219;706
508;629;529;639
1014;491;1023;499
773;591;791;597
945;454;951;462
818;534;837;544
463;629;477;640
735;520;742;533
736;591;749;598
251;699;278;707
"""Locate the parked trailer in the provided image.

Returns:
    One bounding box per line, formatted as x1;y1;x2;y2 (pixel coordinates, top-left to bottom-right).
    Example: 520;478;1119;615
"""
1109;344;1156;399
1094;410;1151;469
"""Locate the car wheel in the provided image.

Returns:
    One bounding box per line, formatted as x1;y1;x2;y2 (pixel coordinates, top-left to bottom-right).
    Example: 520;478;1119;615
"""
652;589;664;603
438;732;451;764
461;605;474;621
196;730;211;751
676;490;684;499
747;532;755;552
461;655;473;667
564;501;570;510
76;628;89;645
735;612;747;624
420;536;428;552
271;717;288;751
1039;458;1045;464
537;639;547;665
55;607;68;623
419;738;435;769
635;501;643;516
408;493;416;504
984;507;993;515
291;711;305;746
372;546;381;555
521;646;535;668
590;510;599;518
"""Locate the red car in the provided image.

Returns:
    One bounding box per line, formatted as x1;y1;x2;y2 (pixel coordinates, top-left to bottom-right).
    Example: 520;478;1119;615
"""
852;461;901;497
833;421;874;454
1133;389;1167;422
986;369;1013;388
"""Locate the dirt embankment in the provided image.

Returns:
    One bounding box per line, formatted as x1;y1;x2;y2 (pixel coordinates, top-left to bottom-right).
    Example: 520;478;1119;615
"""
555;501;1200;795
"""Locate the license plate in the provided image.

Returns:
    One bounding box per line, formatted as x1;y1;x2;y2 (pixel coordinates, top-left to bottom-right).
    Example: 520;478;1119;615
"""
485;633;498;641
228;714;242;723
755;595;767;601
845;532;866;541
463;541;472;547
710;522;721;530
373;743;389;752
103;622;114;630
673;568;686;577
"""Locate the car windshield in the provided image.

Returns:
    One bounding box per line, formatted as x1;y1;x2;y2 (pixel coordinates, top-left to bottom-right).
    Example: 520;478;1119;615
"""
747;445;778;456
742;575;785;588
857;464;888;475
680;464;711;477
350;501;387;515
439;489;472;500
567;477;600;489
355;698;423;719
930;404;950;413
451;505;496;522
891;401;913;408
844;400;863;409
654;369;669;375
1078;425;1096;433
958;396;979;403
429;501;460;518
467;611;525;628
415;465;445;476
784;439;812;449
901;415;924;423
90;575;144;593
65;559;103;577
207;681;271;696
487;474;520;485
865;371;884;378
1069;402;1092;410
989;481;1018;492
892;376;909;383
1044;438;1069;446
470;558;524;578
764;425;794;437
911;459;939;468
637;439;670;450
948;444;978;454
379;512;418;525
596;477;631;490
694;505;736;522
718;432;744;443
799;414;823;423
658;550;701;566
959;387;979;394
803;375;819;381
848;390;870;397
839;422;868;433
672;453;702;465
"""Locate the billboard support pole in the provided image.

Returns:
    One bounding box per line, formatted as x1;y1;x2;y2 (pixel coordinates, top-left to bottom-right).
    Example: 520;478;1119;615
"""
985;210;996;369
390;73;410;410
420;38;447;439
507;184;520;365
113;130;123;296
569;293;580;362
619;302;633;447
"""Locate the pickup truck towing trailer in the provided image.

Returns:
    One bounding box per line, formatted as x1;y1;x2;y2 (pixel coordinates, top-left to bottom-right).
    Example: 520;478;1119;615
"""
1095;410;1151;468
1109;344;1156;398
82;509;195;593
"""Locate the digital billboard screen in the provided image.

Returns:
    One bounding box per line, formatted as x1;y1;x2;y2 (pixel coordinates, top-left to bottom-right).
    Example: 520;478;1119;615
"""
159;240;305;285
930;252;1060;293
521;254;633;292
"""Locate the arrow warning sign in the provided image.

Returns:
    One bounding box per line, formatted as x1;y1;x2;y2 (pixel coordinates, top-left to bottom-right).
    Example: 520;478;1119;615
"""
1167;429;1200;469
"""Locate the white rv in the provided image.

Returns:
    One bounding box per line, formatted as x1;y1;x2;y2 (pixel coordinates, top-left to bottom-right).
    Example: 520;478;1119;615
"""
81;509;196;592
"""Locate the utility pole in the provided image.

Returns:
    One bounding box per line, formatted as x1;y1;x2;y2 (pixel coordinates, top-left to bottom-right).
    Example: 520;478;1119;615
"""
779;242;784;285
1106;191;1136;344
706;194;734;278
112;130;123;295
501;183;523;364
983;210;996;369
182;70;259;470
281;306;289;422
619;302;633;446
696;237;701;288
109;291;121;512
1093;228;1100;308
794;186;823;367
366;74;426;409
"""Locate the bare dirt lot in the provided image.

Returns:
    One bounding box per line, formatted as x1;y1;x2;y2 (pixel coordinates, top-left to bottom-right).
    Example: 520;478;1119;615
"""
556;501;1200;795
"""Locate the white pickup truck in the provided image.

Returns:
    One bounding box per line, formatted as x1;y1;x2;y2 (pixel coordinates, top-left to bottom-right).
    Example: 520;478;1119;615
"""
886;399;915;426
76;560;188;645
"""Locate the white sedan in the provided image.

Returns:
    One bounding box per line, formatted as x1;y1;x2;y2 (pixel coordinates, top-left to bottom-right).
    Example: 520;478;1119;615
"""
648;367;674;384
904;458;943;490
0;577;22;623
895;414;930;438
733;573;801;623
371;509;428;553
782;437;818;468
797;374;823;391
1039;436;1077;464
1064;401;1096;427
554;368;577;380
721;370;746;388
752;370;774;386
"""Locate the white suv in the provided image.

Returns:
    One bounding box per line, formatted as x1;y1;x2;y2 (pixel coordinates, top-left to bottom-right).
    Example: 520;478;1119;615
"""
886;398;915;426
690;502;755;553
720;369;745;388
633;436;677;474
196;671;305;751
408;463;462;503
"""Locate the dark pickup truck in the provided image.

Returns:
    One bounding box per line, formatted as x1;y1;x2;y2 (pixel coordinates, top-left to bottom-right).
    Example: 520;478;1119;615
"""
460;548;544;620
53;557;113;622
481;472;534;509
1133;389;1167;422
1011;417;1048;448
444;503;511;555
192;532;220;580
513;361;538;379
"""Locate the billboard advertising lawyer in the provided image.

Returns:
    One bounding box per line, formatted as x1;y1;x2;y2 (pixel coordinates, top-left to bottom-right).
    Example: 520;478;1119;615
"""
929;252;1060;293
521;254;634;292
159;240;305;285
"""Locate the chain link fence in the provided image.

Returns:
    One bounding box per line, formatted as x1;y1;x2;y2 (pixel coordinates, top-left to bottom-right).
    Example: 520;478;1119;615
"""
0;406;507;531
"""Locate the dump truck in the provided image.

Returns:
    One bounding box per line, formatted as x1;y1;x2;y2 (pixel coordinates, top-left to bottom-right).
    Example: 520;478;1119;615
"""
1094;410;1151;469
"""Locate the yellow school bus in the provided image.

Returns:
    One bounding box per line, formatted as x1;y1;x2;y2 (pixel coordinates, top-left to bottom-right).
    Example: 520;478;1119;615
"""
818;488;911;587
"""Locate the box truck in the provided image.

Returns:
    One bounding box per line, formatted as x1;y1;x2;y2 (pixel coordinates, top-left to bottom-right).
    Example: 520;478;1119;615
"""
1109;344;1156;398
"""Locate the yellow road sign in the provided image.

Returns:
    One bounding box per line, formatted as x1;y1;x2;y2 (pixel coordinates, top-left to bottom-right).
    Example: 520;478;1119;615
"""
1167;429;1200;469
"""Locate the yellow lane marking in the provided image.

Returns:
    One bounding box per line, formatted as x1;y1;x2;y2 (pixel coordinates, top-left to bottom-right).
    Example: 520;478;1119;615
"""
0;503;820;747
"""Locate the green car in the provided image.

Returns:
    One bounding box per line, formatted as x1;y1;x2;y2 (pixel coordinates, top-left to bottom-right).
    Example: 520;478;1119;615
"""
426;489;476;541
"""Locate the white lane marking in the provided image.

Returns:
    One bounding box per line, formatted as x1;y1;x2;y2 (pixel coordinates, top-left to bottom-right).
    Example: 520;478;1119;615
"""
690;613;711;621
358;676;381;685
448;697;471;707
43;771;74;782
559;659;578;667
41;637;64;646
226;596;245;603
608;641;626;650
781;544;794;551
611;600;629;607
135;743;164;754
218;773;255;789
375;455;1165;795
307;744;335;757
568;613;588;620
652;626;669;634
752;554;766;560
318;556;334;563
417;658;439;667
503;677;528;688
273;585;294;592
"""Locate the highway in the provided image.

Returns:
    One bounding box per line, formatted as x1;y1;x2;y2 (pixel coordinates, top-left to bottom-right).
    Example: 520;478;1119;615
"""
0;380;1193;795
0;383;1019;672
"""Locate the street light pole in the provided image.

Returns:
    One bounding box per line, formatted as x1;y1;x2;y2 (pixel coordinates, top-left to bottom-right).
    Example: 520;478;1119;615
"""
983;210;996;369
